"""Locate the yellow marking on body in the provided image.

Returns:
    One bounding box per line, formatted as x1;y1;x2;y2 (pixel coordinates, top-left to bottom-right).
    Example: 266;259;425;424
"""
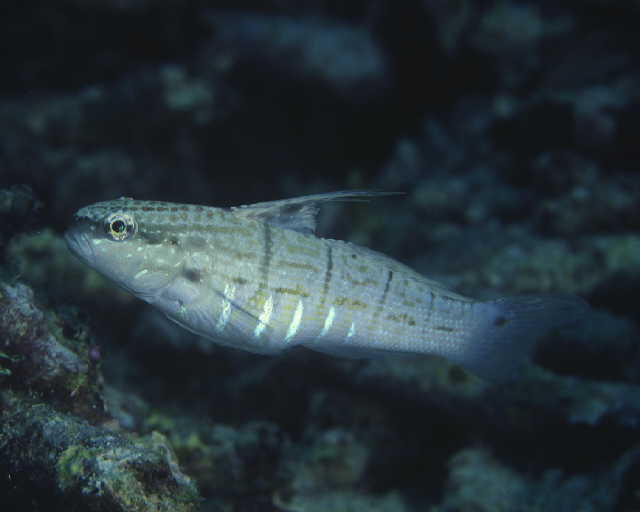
303;311;322;324
254;293;273;338
318;306;336;338
213;241;257;261
285;244;321;257
216;283;235;333
313;303;328;318
344;273;379;287
273;285;309;297
332;296;368;311
248;287;269;312
284;300;304;343
386;312;417;326
279;294;297;314
277;260;320;273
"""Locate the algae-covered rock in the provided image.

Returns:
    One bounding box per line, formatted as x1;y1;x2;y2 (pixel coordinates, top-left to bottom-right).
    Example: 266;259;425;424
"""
0;280;106;422
143;410;288;499
0;279;202;510
0;392;200;512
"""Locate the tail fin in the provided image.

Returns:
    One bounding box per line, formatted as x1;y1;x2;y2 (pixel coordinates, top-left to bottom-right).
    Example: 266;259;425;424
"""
455;294;589;382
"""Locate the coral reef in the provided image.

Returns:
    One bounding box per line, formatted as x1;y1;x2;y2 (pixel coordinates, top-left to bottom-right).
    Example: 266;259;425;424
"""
0;393;199;512
0;279;200;511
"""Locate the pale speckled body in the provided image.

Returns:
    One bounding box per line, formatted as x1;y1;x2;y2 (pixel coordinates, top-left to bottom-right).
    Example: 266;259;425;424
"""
65;192;587;380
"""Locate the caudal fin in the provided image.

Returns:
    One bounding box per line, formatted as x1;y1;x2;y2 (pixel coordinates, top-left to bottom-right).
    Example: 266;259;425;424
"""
455;294;589;382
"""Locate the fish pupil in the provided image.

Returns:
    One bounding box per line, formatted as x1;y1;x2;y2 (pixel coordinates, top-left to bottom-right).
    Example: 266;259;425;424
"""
112;220;126;233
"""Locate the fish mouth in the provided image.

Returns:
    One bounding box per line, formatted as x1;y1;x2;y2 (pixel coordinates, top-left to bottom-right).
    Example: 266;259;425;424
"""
64;225;95;264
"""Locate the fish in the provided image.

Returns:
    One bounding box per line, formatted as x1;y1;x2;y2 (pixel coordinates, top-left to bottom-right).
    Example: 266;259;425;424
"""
64;191;587;381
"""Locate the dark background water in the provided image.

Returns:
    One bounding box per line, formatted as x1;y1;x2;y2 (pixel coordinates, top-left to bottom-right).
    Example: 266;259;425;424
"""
1;1;639;511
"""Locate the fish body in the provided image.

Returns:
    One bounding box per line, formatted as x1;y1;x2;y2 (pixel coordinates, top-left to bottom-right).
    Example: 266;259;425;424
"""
65;191;586;381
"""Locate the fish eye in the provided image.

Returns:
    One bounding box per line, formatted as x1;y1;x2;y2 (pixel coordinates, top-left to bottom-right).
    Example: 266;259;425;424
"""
105;212;136;241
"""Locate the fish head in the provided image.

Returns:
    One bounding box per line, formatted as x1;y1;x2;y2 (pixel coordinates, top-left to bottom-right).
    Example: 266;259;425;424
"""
65;198;186;303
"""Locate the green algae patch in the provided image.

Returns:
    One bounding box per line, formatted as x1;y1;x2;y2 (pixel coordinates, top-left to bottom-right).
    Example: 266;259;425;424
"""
56;445;95;491
1;394;201;511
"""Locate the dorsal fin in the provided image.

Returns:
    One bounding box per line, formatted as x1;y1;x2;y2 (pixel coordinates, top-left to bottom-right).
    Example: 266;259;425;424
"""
230;190;401;235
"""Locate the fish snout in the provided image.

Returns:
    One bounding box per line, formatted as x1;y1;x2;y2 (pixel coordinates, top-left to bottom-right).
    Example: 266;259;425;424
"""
64;225;95;264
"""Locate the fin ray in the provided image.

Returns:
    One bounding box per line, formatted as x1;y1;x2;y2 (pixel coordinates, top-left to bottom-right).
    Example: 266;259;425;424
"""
231;190;401;235
451;294;589;382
